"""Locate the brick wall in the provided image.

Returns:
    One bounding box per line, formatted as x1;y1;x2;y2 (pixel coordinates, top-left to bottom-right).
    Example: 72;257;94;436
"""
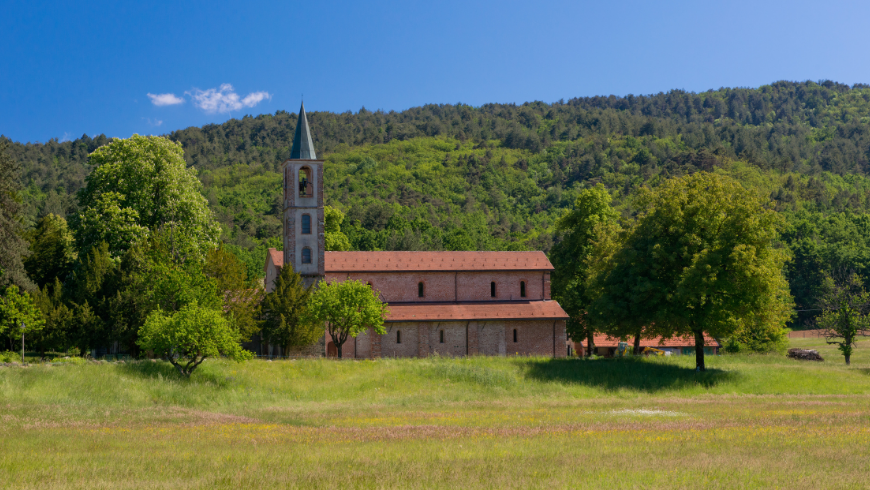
327;271;548;303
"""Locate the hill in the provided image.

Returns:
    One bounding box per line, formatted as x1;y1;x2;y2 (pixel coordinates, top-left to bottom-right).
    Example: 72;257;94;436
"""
5;80;870;325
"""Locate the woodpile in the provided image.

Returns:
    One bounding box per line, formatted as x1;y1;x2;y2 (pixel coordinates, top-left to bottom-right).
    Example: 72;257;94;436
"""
787;348;824;361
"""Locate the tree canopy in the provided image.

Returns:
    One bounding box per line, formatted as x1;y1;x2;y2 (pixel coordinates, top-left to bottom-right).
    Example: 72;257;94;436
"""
306;279;388;358
590;173;794;370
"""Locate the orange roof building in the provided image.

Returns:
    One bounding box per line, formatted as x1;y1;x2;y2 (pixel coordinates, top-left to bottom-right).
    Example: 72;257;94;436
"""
259;104;568;359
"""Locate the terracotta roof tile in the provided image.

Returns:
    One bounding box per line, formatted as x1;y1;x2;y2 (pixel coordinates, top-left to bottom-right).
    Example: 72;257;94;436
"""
265;248;283;272
385;301;568;322
577;333;721;348
325;251;554;272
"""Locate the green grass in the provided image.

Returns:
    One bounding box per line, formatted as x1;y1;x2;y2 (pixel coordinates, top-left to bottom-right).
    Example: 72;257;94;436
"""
1;337;869;489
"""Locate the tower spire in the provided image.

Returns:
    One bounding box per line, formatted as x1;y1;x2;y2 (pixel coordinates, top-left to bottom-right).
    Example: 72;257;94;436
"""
289;101;316;159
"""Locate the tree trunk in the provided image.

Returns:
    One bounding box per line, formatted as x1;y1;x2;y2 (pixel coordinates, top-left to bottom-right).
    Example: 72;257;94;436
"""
694;330;706;371
845;354;851;365
633;331;641;355
586;331;595;357
337;341;343;359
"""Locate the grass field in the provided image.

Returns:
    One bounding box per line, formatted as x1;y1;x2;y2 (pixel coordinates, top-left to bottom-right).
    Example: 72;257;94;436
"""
1;337;869;489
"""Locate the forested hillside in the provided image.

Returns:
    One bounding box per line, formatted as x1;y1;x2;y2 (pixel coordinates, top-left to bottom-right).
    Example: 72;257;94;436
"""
5;79;870;327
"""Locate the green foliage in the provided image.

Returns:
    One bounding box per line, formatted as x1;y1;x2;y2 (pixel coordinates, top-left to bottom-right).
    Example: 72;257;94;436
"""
261;265;320;353
75;135;220;261
591;173;794;370
550;184;618;352
0;140;34;291
137;303;251;377
30;278;74;354
816;272;870;365
0;285;44;349
324;205;351;251
203;245;261;341
306;279;388;358
24;213;77;288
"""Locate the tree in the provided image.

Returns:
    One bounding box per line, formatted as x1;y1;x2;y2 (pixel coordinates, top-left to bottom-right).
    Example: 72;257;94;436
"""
261;265;320;355
816;272;870;365
550;185;618;356
0;285;45;357
137;303;251;377
204;245;261;341
305;279;388;358
325;205;352;251
31;278;74;355
75;135;220;261
0;140;34;291
24;214;78;288
591;173;793;371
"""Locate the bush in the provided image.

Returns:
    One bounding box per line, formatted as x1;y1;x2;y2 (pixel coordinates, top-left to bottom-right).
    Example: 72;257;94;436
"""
0;351;18;363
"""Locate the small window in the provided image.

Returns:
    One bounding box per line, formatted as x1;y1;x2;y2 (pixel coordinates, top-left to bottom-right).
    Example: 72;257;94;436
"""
299;167;312;197
520;281;526;298
301;247;312;264
439;330;444;344
418;282;424;298
513;329;517;343
490;282;496;298
396;330;401;344
301;214;311;234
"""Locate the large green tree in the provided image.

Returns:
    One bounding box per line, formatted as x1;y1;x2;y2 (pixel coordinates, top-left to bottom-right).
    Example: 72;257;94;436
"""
305;279;388;358
550;185;618;356
591;173;793;370
75;135;220;261
0;285;44;356
24;214;78;288
261;265;320;355
0;140;34;291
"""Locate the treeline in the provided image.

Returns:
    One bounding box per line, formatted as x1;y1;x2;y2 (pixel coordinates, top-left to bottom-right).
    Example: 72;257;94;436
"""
4;80;870;329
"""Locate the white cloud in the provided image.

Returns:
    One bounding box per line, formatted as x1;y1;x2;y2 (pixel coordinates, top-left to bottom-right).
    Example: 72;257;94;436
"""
147;93;184;106
145;118;163;127
60;132;71;143
186;84;272;114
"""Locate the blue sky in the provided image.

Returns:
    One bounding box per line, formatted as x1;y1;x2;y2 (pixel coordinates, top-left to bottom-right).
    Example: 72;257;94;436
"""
2;0;869;144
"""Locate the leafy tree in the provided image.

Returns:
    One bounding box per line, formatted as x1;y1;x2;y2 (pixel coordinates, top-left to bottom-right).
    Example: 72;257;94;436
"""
75;135;220;261
137;302;251;377
324;205;351;251
24;214;78;288
261;265;320;354
204;245;261;341
816;272;870;365
305;279;388;358
591;173;793;370
31;278;74;355
550;185;618;356
0;285;44;356
0;140;34;291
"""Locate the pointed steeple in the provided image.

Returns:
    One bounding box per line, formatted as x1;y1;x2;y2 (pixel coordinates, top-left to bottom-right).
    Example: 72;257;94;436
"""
289;102;316;159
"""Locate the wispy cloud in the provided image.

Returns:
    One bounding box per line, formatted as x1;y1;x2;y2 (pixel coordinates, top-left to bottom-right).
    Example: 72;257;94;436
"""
60;132;71;143
144;118;163;127
186;84;271;114
147;93;184;106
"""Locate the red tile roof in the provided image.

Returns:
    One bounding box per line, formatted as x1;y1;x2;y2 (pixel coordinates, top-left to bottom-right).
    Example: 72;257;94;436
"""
384;301;568;322
325;251;554;272
576;333;721;348
265;248;283;271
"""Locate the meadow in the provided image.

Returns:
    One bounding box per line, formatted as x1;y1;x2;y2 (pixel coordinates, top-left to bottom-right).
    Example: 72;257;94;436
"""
1;337;869;489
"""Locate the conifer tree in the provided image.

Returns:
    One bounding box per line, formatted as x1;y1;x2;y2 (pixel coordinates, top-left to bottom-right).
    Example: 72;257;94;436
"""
0;140;34;291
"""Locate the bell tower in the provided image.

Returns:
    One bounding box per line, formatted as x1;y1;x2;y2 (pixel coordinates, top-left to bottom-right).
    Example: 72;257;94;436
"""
282;102;324;287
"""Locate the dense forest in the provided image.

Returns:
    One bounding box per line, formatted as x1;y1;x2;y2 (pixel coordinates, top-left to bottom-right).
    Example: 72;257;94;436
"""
5;79;870;328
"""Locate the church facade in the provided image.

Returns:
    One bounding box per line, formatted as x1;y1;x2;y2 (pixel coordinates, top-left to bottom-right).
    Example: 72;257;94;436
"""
264;103;568;358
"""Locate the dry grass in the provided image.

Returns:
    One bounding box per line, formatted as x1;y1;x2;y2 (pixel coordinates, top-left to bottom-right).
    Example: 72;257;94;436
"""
1;337;869;489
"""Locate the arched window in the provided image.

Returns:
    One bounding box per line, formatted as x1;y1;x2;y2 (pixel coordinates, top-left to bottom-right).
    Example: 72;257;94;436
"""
396;330;402;344
520;281;526;298
301;214;311;234
439;330;444;344
490;282;496;298
299;167;312;197
301;247;312;264
418;282;424;298
513;329;518;343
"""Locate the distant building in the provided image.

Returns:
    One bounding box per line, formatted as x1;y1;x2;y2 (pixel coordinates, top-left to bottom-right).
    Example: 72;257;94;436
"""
571;334;721;357
262;103;569;358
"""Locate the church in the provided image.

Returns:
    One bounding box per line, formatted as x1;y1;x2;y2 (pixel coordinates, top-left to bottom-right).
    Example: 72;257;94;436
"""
263;103;569;358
